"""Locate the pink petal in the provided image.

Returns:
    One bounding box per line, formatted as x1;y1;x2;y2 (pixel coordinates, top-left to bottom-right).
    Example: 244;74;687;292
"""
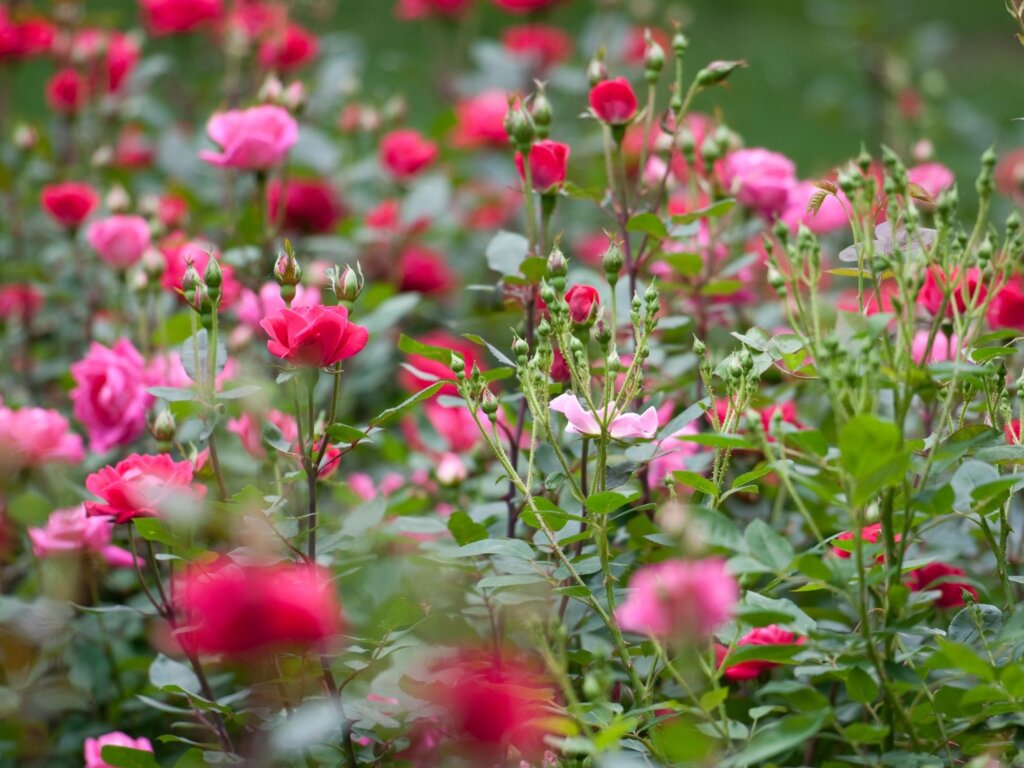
549;392;601;436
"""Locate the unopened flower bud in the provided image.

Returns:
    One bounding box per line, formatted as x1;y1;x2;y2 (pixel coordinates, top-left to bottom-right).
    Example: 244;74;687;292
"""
105;185;131;213
451;353;466;377
547;246;568;277
436;452;467;485
672;31;688;56
204;256;223;304
540;282;556;306
259;74;284;103
643;34;665;83
151;410;177;443
142;248;165;281
603;241;623;281
504;102;535;150
695;59;746;89
283;82;306;113
182;263;201;305
480;388;499;418
274;245;302;287
531;84;552;137
692;336;706;357
334;263;364;303
587;51;607;87
13;123;37;151
512;336;529;362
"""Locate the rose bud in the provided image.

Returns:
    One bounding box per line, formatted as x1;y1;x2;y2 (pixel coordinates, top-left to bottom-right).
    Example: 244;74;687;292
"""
514;139;570;193
564;284;600;326
589;77;638;126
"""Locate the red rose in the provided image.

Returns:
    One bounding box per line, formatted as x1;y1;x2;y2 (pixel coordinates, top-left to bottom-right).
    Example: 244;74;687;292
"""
46;68;89;115
996;148;1024;201
0;11;54;60
139;0;224;36
1007;420;1021;444
176;561;343;658
260;304;369;368
906;562;977;608
258;23;319;72
717;625;804;681
565;284;599;325
491;0;561;13
268;178;344;234
452;90;510;149
41;182;99;230
395;0;472;20
987;276;1024;330
501;24;572;69
831;522;901;561
379;129;438;181
515;139;569;193
589;77;638;125
0;284;43;322
918;266;985;318
85;453;204;524
398;245;455;295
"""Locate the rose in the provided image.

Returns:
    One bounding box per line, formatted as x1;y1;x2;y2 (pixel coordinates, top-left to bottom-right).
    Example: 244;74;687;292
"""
779;181;850;235
28;505;135;568
200;105;299;170
987;276;1024;330
501;24;572;70
260;304;369;368
908;162;955;199
451;90;510;149
397;245;455;295
399;331;484;395
41;182;98;230
379;129;439;180
491;0;561;13
918;266;984;317
85;453;204;524
0;10;54;60
515;139;570;193
84;732;153;768
87;215;151;269
716;626;805;681
719;148;797;216
0;401;84;474
70;339;153;454
563;283;599;325
395;0;471;20
589;77;638;125
906;562;977;608
258;23;319;72
267;178;344;234
46;68;89;114
175;561;343;657
139;0;224;36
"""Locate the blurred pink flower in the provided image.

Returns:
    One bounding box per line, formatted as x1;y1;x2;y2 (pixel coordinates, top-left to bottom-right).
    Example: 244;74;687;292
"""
70;339;153;454
85;453;204;524
719;148;797;216
779;181;849;235
227;410;298;459
379;129;438;181
0;400;84;473
549;393;658;439
452;90;510;149
617;558;738;640
911;329;959;364
200;105;298;170
237;282;321;332
28;505;136;568
87;215;151;269
84;731;153;768
648;423;700;487
908;162;955;199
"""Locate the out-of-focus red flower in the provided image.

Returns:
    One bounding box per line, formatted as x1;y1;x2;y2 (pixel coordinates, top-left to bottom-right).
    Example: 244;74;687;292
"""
0;9;53;60
908;162;954;199
906;562;977;608
621;26;671;66
399;331;484;394
0;284;43;323
46;68;89;115
85;453;204;524
157;195;189;229
426;650;558;760
918;266;984;318
139;0;225;36
996;148;1024;201
716;625;804;681
41;182;98;230
175;561;343;658
987;276;1024;330
589;77;638;125
268;178;344;234
261;304;369;368
227;410;298;459
514;139;569;193
491;0;561;13
114;125;155;168
398;245;456;295
395;0;472;20
258;23;319;72
380;129;438;181
1006;420;1021;444
501;24;572;69
71;29;141;94
831;522;901;560
452;90;509;149
837;280;898;315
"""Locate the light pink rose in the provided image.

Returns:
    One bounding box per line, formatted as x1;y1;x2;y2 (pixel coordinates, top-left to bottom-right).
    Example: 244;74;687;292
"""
84;731;153;768
617;558;738;641
237;282;321;331
226;410;298;458
719;148;797;216
648;423;700;487
86;215;151;269
0;400;84;473
911;329;959;364
70;339;153;454
435;452;467;485
423;400;481;453
908;162;955;199
780;181;849;235
28;505;135;568
199;104;298;170
549;393;658;440
147;351;237;390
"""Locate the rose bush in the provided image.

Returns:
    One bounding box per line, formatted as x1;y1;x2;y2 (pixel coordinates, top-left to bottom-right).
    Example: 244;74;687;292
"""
3;2;1024;767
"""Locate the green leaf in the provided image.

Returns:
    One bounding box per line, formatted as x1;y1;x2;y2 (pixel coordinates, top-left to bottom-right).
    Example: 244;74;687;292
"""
700;279;744;297
661;251;703;276
720;710;828;767
744;519;794;571
700;687;729;711
671;470;718;498
100;746;160;768
447;511;489;546
838;415;910;505
678;433;754;449
454;538;534;561
722;643;803;668
133;518;181;548
216;384;263;400
325;422;368;445
179;328;227;384
521;497;571;531
398;334;457;364
659;398;711;438
485;230;530;276
461;333;516;367
843;723;889;744
733;464;773;489
585;491;640;515
671;198;736;224
149;654;200;695
146;386;196;402
948;603;1004;646
935;638;995;681
846;667;879;704
626;212;668;239
380;596;424;632
951;460;1000;509
370;382;445;426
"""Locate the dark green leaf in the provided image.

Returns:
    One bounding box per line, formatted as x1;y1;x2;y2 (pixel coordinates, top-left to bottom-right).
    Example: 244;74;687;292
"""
671;199;736;224
447;511;489;546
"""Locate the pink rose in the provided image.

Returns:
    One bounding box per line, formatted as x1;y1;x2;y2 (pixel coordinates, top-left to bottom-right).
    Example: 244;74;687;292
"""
227;410;298;459
648;423;700;487
452;90;510;149
28;505;135;568
147;351;237;390
87;215;151;269
70;339;153;454
379;129;438;181
549;393;658;440
85;453;204;524
261;304;369;368
84;731;153;768
780;181;849;235
0;400;84;473
908;162;955;199
424;400;481;453
719;148;797;216
398;245;455;295
617;558;738;640
200;105;299;170
911;329;959;364
237;282;321;331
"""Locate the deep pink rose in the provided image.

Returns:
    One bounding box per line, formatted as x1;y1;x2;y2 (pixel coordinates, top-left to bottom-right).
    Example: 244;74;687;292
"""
0;400;84;473
70;339;153;454
379;129;438;181
267;178;343;234
908;162;955;199
452;90;510;149
502;24;572;69
139;0;223;36
87;215;151;269
227;410;298;459
41;182;98;230
589;77;638;125
84;731;153;768
780;181;849;235
261;304;369;368
398;245;455;295
85;453;204;524
46;68;89;115
564;283;599;325
717;625;805;681
906;562;977;608
987;276;1024;330
719;148;797;216
491;0;561;13
258;23;319;72
237;282;321;332
515;139;569;193
617;558;738;640
395;0;471;20
200;105;299;170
